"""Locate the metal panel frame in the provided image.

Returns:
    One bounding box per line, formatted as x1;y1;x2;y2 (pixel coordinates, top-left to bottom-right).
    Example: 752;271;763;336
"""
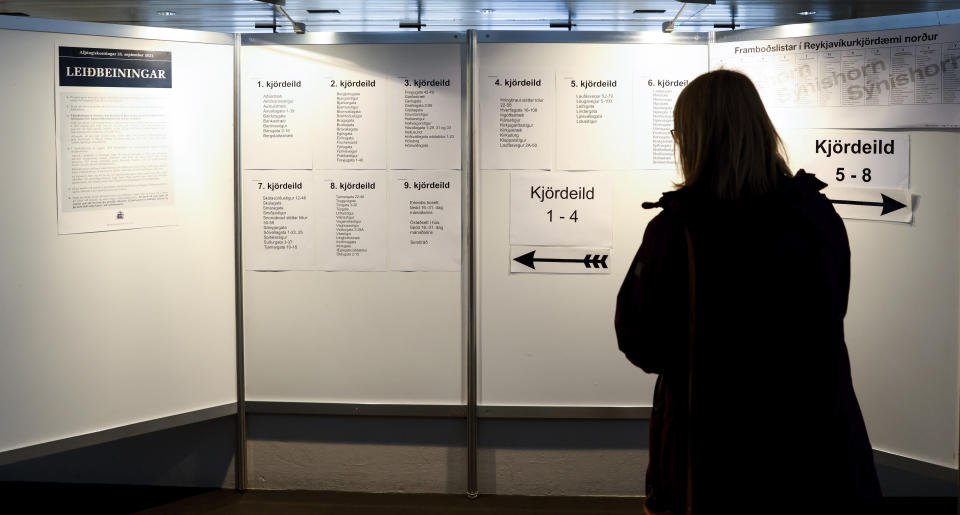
477;30;707;44
246;401;467;418
465;29;480;499
0;15;234;45
232;33;248;493
236;30;475;494
241;31;466;45
243;401;650;420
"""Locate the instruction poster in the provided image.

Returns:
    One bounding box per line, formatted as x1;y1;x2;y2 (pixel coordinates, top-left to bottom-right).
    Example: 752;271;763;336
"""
711;24;960;128
55;45;176;234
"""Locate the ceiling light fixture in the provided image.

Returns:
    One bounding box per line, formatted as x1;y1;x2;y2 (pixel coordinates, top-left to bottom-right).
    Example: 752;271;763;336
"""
634;9;666;14
157;10;176;16
307;9;340;14
479;8;495;14
797;10;817;16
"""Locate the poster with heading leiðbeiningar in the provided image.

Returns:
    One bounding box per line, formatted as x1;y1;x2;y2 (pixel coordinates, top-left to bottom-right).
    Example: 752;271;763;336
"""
55;45;177;234
710;24;960;128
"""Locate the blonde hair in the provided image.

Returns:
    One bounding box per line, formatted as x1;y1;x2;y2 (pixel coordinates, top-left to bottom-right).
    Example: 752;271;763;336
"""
673;69;791;199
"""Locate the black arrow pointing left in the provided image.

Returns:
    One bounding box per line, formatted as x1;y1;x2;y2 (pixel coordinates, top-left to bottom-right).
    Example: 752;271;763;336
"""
514;250;608;270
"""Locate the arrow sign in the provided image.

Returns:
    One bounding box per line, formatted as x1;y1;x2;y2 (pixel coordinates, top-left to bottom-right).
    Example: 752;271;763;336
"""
513;250;608;270
824;187;912;223
830;193;907;216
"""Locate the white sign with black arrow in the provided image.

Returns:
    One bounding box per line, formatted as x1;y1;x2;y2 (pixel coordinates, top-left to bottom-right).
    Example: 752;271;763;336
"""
825;186;912;223
511;246;611;274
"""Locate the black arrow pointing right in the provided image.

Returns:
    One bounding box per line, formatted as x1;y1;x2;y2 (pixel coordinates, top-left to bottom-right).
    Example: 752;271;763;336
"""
830;193;907;216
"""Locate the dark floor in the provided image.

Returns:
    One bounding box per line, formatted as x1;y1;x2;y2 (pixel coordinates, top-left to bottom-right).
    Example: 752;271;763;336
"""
0;483;956;514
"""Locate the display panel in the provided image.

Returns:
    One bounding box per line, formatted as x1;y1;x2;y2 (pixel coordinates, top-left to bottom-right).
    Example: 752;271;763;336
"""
240;40;464;404
0;27;236;454
478;41;708;407
479;36;958;472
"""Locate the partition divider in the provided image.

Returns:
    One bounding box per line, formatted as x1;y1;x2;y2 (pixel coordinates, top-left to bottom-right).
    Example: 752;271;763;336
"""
233;32;248;493
465;28;480;499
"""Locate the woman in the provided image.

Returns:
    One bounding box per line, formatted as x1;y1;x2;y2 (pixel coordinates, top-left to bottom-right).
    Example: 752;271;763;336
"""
615;70;881;514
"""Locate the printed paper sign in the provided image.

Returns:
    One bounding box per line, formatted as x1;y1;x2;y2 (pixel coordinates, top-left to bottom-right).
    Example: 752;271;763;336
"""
510;171;612;247
510;246;611;274
556;72;632;170
388;70;460;170
783;130;909;189
55;46;176;234
388;171;461;271
710;24;960;128
243;170;316;270
479;71;554;170
825;186;912;223
316;171;387;270
241;47;314;170
315;69;387;170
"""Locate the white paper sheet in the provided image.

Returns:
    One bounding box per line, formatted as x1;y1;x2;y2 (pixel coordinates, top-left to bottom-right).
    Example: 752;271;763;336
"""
242;170;316;270
510;171;612;247
710;24;960;128
782;130;910;190
634;74;685;171
55;45;176;234
316;171;388;270
556;72;633;170
315;68;387;170
388;68;460;170
510;245;611;274
388;171;461;271
479;70;554;170
241;47;314;170
825;186;913;223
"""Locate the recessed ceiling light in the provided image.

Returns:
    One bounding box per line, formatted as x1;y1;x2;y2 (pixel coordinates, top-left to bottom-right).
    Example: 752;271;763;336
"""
797;10;817;16
479;8;495;14
157;10;176;16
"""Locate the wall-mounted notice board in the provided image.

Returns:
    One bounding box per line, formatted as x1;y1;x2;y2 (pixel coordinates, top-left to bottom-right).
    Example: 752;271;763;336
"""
477;38;709;408
0;25;237;454
477;31;959;472
240;37;467;404
714;23;960;470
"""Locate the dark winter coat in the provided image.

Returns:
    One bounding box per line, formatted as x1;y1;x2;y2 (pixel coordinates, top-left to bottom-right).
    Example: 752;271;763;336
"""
615;171;881;514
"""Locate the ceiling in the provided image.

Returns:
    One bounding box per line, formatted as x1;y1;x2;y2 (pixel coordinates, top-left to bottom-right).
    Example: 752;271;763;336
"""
2;1;960;34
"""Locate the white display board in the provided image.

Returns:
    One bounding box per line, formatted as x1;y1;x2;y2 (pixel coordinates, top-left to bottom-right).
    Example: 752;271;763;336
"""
0;28;237;454
241;41;464;404
478;41;707;408
480;40;959;470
